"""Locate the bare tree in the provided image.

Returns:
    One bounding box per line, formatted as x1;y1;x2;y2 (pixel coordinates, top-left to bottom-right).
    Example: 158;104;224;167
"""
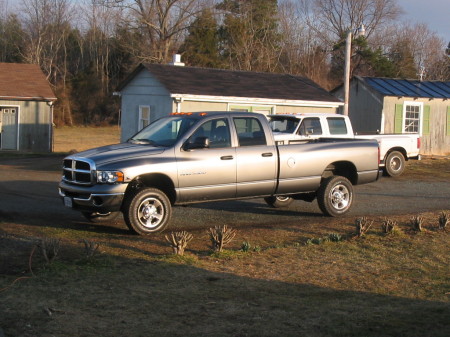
20;0;77;124
301;0;402;42
390;23;450;81
278;1;329;88
100;0;209;63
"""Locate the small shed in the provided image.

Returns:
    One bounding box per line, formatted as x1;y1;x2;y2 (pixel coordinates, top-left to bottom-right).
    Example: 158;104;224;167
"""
116;59;343;141
333;76;450;155
0;63;57;152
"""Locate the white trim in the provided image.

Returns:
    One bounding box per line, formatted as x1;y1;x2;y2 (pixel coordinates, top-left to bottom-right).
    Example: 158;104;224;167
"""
0;96;57;101
170;94;343;108
403;101;423;135
138;105;151;131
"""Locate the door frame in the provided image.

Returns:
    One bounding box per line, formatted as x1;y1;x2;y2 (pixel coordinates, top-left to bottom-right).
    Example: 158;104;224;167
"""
0;104;20;151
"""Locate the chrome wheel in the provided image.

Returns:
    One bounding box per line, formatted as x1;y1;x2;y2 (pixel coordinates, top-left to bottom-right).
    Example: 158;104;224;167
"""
330;184;350;211
124;188;172;235
317;176;353;217
137;197;164;229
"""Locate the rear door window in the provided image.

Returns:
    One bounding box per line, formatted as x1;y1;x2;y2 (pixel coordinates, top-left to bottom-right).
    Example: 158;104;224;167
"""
233;117;267;146
327;117;348;135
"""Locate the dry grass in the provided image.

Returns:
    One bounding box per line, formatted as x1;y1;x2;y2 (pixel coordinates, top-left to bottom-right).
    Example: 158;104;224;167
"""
53;125;120;153
1;211;449;337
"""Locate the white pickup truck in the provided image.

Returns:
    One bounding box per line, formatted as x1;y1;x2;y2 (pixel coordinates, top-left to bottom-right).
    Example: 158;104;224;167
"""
269;113;421;177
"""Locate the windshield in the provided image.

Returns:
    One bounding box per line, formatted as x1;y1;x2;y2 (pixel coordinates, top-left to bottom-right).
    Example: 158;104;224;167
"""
269;117;300;133
129;116;198;147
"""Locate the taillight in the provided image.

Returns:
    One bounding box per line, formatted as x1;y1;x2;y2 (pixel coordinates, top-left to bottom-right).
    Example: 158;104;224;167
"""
378;145;381;165
417;137;421;149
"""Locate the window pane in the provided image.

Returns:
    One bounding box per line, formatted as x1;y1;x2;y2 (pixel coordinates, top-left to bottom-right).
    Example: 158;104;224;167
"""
327;117;348;135
299;118;322;135
404;104;420;133
233;117;267;146
188;118;231;148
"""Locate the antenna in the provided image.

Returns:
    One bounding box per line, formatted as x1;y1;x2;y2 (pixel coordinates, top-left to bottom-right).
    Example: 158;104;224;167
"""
417;66;426;81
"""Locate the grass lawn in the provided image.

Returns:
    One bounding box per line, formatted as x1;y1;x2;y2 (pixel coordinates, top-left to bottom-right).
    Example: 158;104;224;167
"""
53;125;120;153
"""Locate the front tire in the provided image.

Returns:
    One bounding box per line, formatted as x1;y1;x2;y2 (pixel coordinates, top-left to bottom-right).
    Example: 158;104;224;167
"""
317;176;353;217
264;196;294;208
384;151;405;177
123;188;172;235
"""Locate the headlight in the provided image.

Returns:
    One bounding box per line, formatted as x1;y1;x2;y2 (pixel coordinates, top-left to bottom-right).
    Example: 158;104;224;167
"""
96;170;124;184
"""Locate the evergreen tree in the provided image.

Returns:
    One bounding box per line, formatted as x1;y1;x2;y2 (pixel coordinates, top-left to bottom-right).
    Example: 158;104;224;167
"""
217;0;281;71
179;9;222;68
0;14;25;63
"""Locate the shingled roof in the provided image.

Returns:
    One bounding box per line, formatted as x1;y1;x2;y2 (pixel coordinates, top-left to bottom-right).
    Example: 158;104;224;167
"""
0;63;56;101
119;63;341;103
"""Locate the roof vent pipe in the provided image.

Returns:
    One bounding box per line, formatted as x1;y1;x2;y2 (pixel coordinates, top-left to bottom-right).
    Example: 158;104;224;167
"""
169;54;185;66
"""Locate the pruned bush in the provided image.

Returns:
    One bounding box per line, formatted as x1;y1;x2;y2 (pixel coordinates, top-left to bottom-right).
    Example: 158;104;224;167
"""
327;233;343;242
209;225;236;252
355;217;373;238
410;215;424;232
82;239;100;259
241;241;251;252
381;218;397;234
38;238;61;264
438;211;449;230
165;231;193;256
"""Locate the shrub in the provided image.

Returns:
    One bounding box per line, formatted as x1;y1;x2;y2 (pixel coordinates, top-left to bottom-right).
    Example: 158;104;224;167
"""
208;225;236;252
355;217;373;238
165;231;193;256
410;215;424;232
38;238;61;264
438;211;449;230
81;239;100;259
381;218;397;234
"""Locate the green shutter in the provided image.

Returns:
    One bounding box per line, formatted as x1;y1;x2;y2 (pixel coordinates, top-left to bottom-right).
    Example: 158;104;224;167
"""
394;104;403;134
447;106;450;136
422;105;430;135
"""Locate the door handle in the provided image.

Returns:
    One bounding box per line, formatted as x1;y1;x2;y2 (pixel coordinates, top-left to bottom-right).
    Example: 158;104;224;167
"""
262;152;273;157
220;155;234;160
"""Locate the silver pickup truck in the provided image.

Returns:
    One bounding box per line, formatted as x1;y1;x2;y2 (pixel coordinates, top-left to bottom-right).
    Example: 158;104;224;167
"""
59;112;380;235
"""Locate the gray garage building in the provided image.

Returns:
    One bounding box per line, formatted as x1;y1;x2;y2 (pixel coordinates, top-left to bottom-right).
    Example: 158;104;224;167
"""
0;63;57;152
116;57;343;142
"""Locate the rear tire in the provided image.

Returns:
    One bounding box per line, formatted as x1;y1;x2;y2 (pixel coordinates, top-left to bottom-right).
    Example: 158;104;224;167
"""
317;176;353;217
264;196;294;208
384;151;405;177
123;188;172;235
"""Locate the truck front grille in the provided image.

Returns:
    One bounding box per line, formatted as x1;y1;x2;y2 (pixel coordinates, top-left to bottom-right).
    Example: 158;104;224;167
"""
62;158;95;185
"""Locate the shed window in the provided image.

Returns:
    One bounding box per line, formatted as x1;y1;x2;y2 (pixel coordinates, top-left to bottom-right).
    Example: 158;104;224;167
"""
404;104;421;133
138;106;151;130
229;105;274;116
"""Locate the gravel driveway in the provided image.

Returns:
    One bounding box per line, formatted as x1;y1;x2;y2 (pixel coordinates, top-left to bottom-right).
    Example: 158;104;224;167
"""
0;155;449;231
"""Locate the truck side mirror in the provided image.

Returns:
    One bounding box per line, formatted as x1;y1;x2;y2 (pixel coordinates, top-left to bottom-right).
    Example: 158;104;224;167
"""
183;136;210;151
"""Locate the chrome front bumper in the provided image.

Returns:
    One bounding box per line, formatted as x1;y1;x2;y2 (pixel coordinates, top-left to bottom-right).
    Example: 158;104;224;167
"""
59;181;126;213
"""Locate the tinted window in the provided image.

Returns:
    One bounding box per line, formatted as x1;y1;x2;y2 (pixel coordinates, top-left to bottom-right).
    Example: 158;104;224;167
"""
233;117;267;146
327;117;348;135
188;118;231;148
269;117;299;133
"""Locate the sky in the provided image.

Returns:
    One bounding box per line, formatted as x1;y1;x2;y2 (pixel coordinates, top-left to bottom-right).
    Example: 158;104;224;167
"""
397;0;450;43
2;0;450;43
